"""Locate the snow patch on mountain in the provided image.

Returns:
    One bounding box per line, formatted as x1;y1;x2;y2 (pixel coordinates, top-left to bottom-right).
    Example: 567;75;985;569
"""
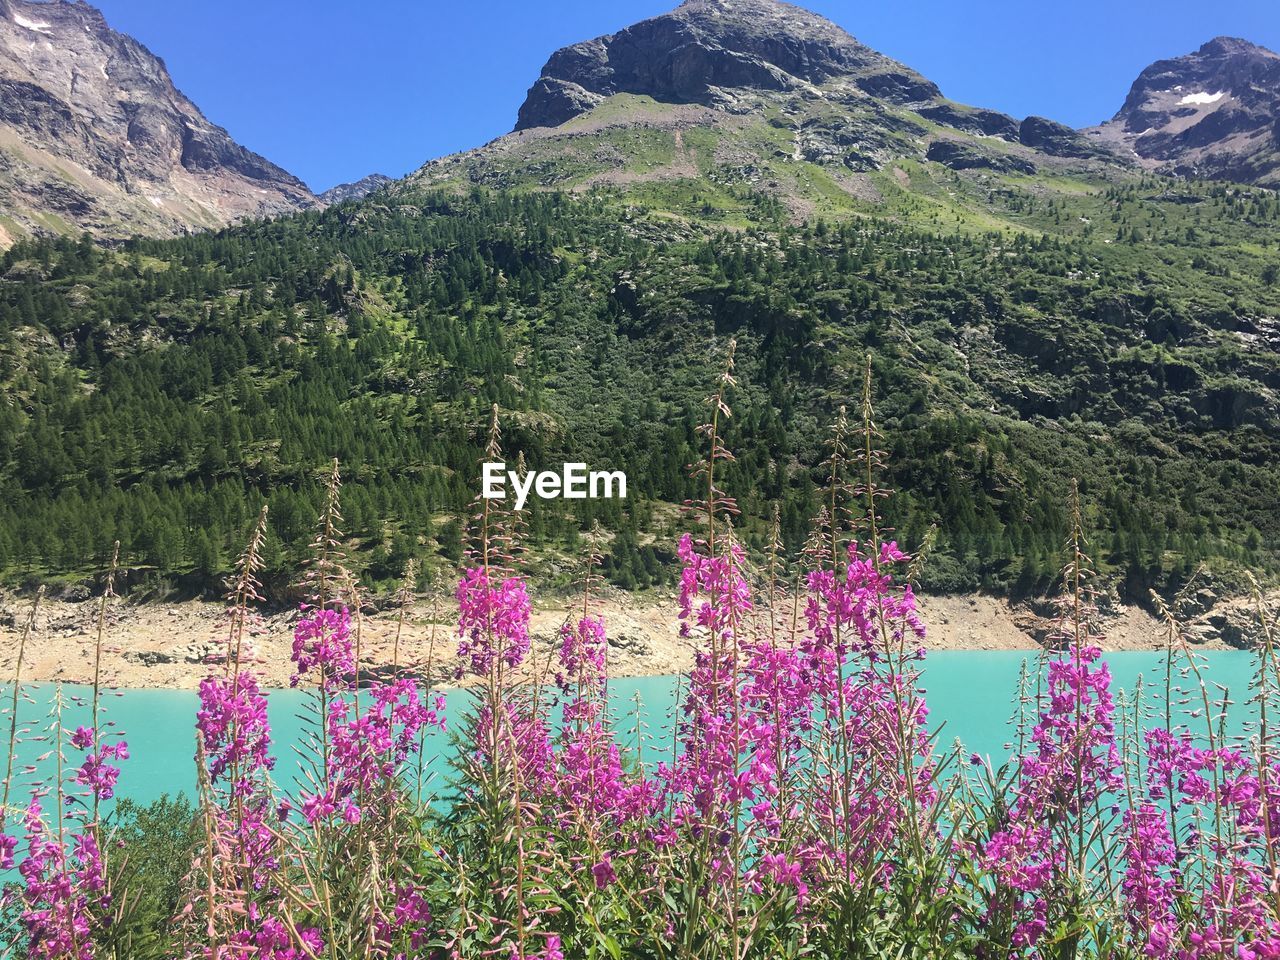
1178;90;1225;105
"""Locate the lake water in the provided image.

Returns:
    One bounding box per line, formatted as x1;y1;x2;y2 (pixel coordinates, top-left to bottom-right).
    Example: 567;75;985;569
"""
0;651;1261;808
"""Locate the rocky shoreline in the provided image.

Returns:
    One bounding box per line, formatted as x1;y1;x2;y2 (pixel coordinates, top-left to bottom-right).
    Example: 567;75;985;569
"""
0;586;1272;691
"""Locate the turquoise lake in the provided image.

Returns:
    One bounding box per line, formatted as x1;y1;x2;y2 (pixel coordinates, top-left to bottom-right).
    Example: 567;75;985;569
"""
0;651;1262;808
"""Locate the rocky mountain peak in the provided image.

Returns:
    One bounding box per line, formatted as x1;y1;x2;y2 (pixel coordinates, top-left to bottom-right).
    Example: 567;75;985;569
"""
319;173;393;204
514;0;939;130
492;0;1116;192
1198;35;1272;58
0;0;317;244
1086;35;1280;185
674;0;786;13
1117;36;1279;115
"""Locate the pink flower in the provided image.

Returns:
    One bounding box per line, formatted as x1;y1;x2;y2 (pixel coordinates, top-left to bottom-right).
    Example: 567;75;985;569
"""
196;672;273;788
300;679;441;826
591;857;617;889
557;615;607;693
70;726;94;750
291;606;356;687
73;740;128;802
552;613;657;828
18;799;105;960
982;641;1120;947
194;667;280;890
1120;803;1177;958
456;568;532;675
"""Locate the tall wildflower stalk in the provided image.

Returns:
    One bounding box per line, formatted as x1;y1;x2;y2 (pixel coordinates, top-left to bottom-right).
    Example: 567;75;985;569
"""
854;355;931;869
446;404;550;959
289;461;442;958
981;482;1122;956
392;558;418;680
295;461;354;786
14;548;128;960
181;504;304;958
2;585;42;863
795;355;942;955
663;339;757;957
1131;574;1280;955
88;543;118;828
1250;572;1280;913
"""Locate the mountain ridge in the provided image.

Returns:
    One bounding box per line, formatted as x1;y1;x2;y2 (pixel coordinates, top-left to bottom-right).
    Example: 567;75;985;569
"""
1086;35;1280;185
407;0;1116;226
0;0;318;245
3;0;1276;246
320;173;393;204
515;0;942;131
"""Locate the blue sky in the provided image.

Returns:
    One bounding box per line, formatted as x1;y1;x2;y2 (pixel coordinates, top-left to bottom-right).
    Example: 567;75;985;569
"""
88;0;1280;193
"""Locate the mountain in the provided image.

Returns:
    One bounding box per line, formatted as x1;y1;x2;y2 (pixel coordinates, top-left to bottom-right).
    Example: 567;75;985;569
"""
1086;37;1280;186
319;173;393;204
0;0;317;245
513;0;945;129
1;0;1278;607
407;0;1112;219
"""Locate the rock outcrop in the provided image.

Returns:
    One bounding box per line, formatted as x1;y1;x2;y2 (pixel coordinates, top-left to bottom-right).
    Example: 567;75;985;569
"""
514;0;943;131
1085;37;1280;185
917;103;1019;140
0;0;318;244
1019;116;1107;159
926;139;1036;174
319;173;392;204
499;0;1118;189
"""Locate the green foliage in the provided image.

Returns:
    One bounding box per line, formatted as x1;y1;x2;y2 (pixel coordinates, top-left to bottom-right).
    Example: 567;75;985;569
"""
101;795;201;960
0;797;197;959
0;173;1277;599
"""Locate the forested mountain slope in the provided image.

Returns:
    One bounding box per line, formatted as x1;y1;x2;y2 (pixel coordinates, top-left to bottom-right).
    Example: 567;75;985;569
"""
1;168;1277;600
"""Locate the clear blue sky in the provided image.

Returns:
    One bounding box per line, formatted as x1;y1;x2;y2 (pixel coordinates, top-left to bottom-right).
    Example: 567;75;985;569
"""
87;0;1280;193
